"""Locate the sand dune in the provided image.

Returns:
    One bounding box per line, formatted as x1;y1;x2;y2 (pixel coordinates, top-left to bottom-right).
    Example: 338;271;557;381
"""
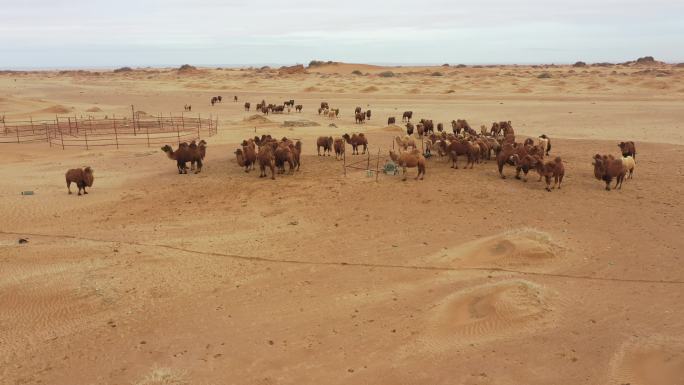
422;280;554;346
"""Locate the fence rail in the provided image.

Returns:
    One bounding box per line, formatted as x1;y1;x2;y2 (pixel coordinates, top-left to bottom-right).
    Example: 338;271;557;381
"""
0;114;218;149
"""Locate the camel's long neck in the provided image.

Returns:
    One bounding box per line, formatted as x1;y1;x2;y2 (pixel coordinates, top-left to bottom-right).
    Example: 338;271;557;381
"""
166;151;177;161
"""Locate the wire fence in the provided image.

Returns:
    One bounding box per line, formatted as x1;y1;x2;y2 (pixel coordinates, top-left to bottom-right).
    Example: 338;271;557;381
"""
0;114;218;149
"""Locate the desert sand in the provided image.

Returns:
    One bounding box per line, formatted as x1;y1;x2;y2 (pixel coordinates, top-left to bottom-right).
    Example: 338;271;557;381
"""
1;62;683;385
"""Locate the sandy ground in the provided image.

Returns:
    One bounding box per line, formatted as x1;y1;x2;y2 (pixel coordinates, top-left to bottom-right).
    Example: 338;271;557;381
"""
1;63;684;385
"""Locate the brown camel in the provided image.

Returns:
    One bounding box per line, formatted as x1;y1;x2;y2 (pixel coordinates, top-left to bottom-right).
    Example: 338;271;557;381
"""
389;149;426;181
161;142;203;174
342;133;368;155
317;136;334;156
65;167;94;195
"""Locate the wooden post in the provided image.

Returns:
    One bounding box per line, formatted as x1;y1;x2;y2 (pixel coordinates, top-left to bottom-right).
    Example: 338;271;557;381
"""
16;122;20;143
85;118;91;150
68;117;72;136
131;105;136;136
58;119;64;149
343;144;347;176
198;113;202;137
195;113;200;139
45;121;52;147
146;119;150;148
74;115;79;135
367;148;370;171
176;117;181;146
113;114;119;149
375;148;381;182
30;117;35;135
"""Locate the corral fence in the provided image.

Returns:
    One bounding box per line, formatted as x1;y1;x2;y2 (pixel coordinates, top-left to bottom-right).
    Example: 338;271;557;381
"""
0;112;218;149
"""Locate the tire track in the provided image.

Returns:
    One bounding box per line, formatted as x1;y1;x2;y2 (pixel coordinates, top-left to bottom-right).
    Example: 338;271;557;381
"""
3;230;684;285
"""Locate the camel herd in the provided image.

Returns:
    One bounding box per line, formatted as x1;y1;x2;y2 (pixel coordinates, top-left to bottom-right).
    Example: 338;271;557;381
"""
160;99;640;192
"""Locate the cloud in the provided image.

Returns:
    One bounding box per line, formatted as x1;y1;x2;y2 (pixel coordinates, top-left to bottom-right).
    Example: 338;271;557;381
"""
0;0;682;67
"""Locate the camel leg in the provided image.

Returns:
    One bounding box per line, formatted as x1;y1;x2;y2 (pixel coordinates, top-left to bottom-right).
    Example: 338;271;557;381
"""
67;181;72;194
195;160;202;174
605;180;611;191
515;167;522;180
402;166;407;181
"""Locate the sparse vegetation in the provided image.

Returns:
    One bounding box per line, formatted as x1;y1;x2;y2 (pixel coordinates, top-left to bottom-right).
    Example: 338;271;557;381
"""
351;70;363;75
537;72;552;79
378;71;396;78
572;61;587;67
308;60;337;68
431;72;443;76
113;66;133;73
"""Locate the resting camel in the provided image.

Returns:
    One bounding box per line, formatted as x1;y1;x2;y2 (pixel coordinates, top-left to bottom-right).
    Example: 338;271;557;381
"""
342;133;368;155
389;149;426;181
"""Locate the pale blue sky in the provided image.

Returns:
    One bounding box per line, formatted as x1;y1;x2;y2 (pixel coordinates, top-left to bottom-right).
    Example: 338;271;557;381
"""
1;0;683;68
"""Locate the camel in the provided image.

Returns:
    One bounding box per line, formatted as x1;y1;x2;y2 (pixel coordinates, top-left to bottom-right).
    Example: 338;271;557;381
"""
274;142;295;174
189;140;207;171
317;136;333;156
342;133;368;155
65;167;94;195
161;142;203;174
394;135;416;151
333;138;345;160
290;140;302;171
257;145;276;179
389;149;426;181
235;142;257;172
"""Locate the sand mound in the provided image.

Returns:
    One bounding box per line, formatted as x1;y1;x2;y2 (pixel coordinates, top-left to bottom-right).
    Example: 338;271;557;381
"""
282;120;320;128
39;105;72;114
303;86;319;92
428;228;562;269
361;86;379;93
86;107;102;113
420;280;553;348
244;115;272;124
610;336;684;385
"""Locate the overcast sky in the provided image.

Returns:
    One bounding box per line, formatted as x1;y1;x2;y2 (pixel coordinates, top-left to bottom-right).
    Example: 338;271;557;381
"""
1;0;683;68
